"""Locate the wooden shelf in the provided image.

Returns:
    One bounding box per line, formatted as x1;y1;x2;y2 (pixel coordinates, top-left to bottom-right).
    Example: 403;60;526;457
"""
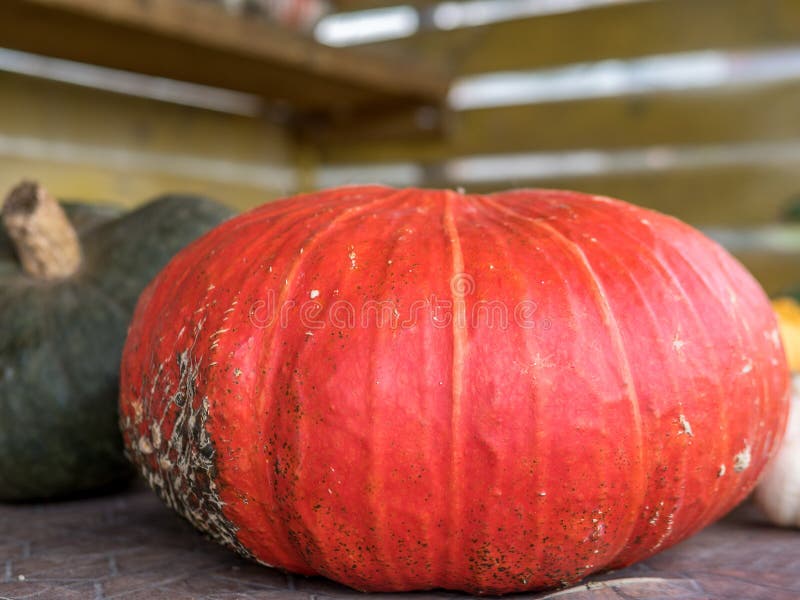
333;1;434;8
0;0;448;121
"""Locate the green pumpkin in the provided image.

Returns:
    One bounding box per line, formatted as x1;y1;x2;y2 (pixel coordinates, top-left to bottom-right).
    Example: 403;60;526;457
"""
0;183;233;501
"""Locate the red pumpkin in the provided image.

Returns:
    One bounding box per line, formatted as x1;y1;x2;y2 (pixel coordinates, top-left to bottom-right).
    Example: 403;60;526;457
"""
120;186;789;594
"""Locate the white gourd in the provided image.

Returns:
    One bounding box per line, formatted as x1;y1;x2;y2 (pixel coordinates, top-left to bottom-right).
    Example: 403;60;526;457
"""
754;376;800;528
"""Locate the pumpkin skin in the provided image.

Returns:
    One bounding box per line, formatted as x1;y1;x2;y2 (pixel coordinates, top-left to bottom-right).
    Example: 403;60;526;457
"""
0;193;233;501
120;186;789;594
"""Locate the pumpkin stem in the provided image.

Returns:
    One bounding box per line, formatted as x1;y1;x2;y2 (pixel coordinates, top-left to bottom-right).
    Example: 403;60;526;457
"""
2;181;82;279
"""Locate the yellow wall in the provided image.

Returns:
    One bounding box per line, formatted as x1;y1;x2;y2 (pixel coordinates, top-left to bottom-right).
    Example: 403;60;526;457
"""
0;71;298;211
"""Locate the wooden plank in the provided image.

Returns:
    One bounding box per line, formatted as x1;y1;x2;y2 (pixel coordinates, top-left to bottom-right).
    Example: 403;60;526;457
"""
702;225;800;294
301;102;448;145
731;250;800;297
422;163;800;228
318;81;800;162
0;71;296;210
0;72;295;166
363;0;800;76
333;0;433;8
0;156;281;213
0;0;447;116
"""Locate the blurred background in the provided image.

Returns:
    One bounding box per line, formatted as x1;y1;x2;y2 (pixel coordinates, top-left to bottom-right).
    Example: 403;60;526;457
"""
1;0;799;294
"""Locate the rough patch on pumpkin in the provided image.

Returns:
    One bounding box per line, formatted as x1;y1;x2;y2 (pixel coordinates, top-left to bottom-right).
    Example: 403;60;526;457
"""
122;343;252;560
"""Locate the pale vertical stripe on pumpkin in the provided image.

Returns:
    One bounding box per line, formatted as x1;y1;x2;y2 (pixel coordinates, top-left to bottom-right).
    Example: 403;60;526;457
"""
220;191;343;571
647;241;733;542
243;193;347;571
231;192;347;569
540;200;636;570
663;232;767;527
262;203;340;570
572;202;717;557
528;199;720;562
407;187;449;588
453;194;532;591
361;192;397;589
443;190;468;585
486;195;648;574
611;232;704;560
245;191;410;570
420;301;445;586
352;189;444;589
265;190;408;575
536;202;632;570
357;188;418;589
608;253;682;559
362;224;383;584
707;243;787;511
466;196;550;589
555;231;648;568
465;199;547;584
